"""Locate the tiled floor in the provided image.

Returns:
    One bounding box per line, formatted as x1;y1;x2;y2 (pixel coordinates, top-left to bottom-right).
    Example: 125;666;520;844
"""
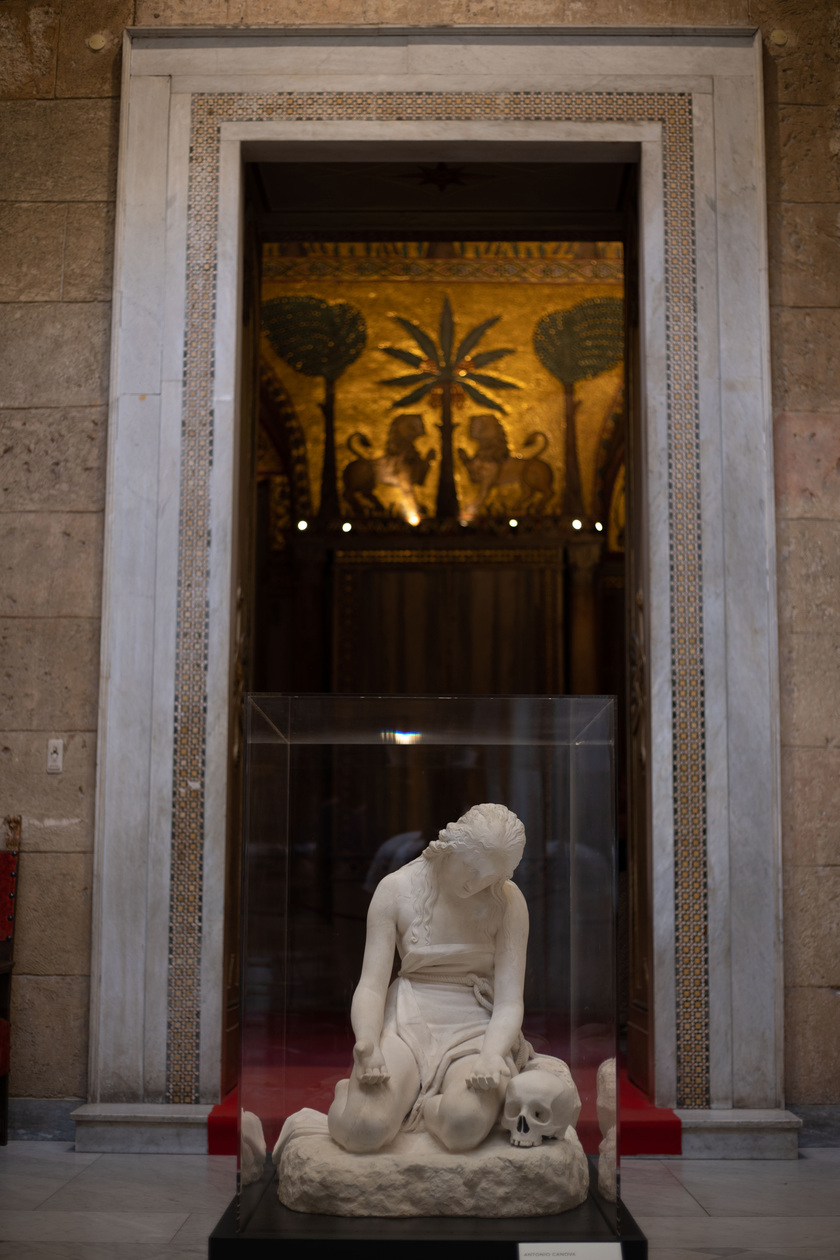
621;1150;840;1259
1;1142;839;1258
0;1143;236;1259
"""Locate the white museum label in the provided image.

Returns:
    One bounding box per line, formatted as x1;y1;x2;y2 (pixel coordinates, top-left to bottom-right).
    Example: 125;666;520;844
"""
518;1246;622;1260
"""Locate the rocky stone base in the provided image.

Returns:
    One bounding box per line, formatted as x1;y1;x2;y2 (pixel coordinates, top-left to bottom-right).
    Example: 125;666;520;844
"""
278;1125;589;1217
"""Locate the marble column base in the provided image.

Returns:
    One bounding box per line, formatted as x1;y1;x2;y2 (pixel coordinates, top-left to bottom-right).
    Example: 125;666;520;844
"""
71;1103;212;1153
278;1126;589;1217
674;1108;802;1159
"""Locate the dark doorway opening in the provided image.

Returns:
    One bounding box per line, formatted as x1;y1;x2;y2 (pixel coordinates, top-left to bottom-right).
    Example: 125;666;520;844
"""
249;157;633;703
223;154;651;1098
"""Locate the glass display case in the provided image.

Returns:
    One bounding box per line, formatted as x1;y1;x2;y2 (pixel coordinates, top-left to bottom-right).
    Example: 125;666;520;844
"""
211;694;645;1257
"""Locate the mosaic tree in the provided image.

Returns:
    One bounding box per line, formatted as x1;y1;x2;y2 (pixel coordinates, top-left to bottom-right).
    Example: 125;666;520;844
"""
262;295;367;520
379;296;519;519
533;296;624;520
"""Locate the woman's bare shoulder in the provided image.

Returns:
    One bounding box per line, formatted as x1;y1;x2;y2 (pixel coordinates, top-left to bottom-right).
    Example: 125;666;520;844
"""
502;879;529;918
369;863;416;910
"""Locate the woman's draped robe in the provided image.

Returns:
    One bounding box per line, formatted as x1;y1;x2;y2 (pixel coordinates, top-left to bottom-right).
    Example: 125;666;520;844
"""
386;943;524;1130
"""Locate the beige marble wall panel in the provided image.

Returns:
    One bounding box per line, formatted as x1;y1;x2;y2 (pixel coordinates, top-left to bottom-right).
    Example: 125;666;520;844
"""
0;2;59;100
62;204;117;304
8;976;90;1098
779;631;840;748
774;412;840;519
89;68;172;1104
768;203;840;309
776;520;840;636
0;732;95;853
781;747;840;869
0;617;100;730
0;513;103;619
13;852;93;976
752;0;839;107
0;100;118;202
55;0;132;99
765;104;840;204
0;204;67;302
783;865;840;988
784;986;840;1103
0;407;107;513
770;310;840;413
0;303;111;409
135;0;750;23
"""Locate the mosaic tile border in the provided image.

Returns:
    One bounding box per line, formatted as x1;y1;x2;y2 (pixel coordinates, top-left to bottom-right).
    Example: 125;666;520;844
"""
262;254;625;285
168;89;709;1108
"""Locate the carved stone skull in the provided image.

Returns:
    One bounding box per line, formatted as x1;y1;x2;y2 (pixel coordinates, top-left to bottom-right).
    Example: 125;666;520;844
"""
502;1068;580;1148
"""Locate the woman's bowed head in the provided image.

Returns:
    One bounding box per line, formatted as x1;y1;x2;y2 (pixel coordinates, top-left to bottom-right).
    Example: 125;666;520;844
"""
426;803;526;899
328;804;531;1155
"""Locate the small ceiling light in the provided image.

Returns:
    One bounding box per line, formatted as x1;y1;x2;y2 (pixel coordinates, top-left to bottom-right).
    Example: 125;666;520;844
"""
297;520;308;531
595;521;604;533
509;518;518;528
342;522;352;533
572;518;582;531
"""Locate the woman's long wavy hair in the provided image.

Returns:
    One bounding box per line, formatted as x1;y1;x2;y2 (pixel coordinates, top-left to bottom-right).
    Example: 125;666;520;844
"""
408;803;526;946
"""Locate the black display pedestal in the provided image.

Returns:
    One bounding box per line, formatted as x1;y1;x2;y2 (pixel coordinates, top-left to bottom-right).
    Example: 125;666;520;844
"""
208;1159;647;1259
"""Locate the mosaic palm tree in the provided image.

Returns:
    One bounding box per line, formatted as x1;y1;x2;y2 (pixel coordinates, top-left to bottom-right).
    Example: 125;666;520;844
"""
262;295;367;520
379;296;519;519
534;296;624;520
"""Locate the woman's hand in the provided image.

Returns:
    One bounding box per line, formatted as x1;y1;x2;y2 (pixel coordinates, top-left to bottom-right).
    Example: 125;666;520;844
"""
353;1040;390;1086
467;1052;511;1092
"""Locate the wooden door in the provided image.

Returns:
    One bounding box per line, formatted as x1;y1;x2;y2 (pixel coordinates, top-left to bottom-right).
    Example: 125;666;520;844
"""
220;173;261;1096
624;176;655;1094
332;546;565;696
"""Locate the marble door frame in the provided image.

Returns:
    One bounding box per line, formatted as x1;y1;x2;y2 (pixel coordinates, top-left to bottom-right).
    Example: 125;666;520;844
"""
90;27;783;1125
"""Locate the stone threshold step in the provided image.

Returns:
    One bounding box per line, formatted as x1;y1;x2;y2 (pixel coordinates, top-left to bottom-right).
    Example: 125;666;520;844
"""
71;1102;803;1159
71;1102;212;1153
672;1108;802;1159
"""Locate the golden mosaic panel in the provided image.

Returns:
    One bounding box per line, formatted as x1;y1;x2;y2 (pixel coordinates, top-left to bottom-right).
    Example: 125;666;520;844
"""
169;89;709;1108
261;242;624;523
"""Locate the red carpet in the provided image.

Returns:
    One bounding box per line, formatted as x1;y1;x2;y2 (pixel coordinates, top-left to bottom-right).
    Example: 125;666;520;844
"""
617;1070;682;1156
208;1067;680;1158
208;1086;238;1156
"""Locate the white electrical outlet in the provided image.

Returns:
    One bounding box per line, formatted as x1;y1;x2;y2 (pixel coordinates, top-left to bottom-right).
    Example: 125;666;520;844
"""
47;738;64;774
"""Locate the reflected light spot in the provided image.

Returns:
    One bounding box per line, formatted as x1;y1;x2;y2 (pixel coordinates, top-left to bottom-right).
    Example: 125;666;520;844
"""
406;512;420;526
381;730;422;745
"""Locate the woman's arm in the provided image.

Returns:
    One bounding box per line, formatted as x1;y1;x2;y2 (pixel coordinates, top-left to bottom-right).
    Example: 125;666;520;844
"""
349;873;399;1084
469;881;529;1090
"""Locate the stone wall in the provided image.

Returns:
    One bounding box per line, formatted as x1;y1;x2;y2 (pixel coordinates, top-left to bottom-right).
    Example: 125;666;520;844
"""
0;0;126;1117
759;0;840;1105
0;0;837;1110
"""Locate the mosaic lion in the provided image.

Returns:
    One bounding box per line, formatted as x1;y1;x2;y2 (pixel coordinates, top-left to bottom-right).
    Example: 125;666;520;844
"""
458;414;554;521
342;414;436;522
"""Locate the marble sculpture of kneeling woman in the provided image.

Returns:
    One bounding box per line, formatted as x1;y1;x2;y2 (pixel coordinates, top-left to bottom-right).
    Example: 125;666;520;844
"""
328;802;530;1155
